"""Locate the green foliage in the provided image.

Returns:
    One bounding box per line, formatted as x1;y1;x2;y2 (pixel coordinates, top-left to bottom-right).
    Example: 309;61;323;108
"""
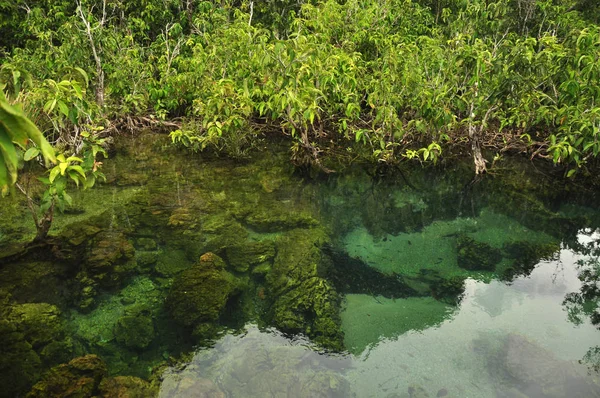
0;91;56;195
2;0;600;172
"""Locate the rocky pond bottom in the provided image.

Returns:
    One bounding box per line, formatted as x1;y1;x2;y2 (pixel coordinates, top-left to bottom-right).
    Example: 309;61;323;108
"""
1;134;600;397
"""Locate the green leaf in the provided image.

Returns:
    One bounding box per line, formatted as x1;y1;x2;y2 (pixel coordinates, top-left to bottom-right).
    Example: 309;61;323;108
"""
49;166;61;183
68;165;86;179
567;169;576;178
24;147;40;161
59;162;68;175
0;127;18;184
57;100;69;117
0;151;9;196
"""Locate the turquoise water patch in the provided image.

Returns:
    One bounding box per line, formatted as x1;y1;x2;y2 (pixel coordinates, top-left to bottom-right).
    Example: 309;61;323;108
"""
343;207;557;279
341;295;454;354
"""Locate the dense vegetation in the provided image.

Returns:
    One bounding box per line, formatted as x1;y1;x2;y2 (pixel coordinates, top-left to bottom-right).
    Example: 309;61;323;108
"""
1;0;600;177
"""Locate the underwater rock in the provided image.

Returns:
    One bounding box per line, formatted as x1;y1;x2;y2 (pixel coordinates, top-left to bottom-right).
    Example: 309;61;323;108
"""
114;315;155;350
456;235;502;271
267;228;344;350
166;252;241;328
85;231;135;285
135;237;158;251
0;260;71;308
159;325;351;398
159;376;225;398
0;320;42;398
27;354;107;398
58;219;103;247
232;201;319;233
407;384;430;398
8;302;64;349
136;250;158;270
224;240;275;273
495;334;600;397
154;249;191;277
98;375;158;397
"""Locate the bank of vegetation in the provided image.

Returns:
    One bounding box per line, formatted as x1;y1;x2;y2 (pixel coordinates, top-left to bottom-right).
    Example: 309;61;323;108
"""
1;0;600;183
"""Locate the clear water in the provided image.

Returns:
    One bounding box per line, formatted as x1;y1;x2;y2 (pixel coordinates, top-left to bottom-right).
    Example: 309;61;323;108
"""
1;133;600;397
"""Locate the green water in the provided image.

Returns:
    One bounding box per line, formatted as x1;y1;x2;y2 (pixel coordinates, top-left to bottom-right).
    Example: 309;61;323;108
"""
1;133;600;397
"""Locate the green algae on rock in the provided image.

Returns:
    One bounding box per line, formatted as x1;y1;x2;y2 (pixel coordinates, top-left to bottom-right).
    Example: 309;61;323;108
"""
114;315;155;350
224;240;275;273
26;354;158;398
0;320;43;398
26;354;108;398
166;252;241;328
266;228;344;350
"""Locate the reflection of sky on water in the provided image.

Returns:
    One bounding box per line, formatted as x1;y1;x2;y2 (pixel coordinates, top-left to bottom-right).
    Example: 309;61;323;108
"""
160;232;600;398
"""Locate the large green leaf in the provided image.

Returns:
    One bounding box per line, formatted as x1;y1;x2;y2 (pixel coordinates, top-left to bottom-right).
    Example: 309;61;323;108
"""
0;151;9;196
0;126;18;184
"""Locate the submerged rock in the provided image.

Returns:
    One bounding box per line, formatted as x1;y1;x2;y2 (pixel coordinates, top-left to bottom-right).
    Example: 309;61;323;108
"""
267;228;344;350
8;302;64;349
114;315;155;350
99;375;157;397
0;320;42;398
456;235;502;271
159;325;351;398
26;355;158;398
494;334;600;397
224;240;275;273
85;231;135;286
159;376;225;398
166;252;241;328
27;354;107;398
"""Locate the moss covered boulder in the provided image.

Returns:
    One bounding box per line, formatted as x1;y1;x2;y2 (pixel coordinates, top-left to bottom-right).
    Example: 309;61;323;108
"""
114;315;155;350
85;231;135;285
456;235;502;271
27;355;107;398
266;228;343;350
98;375;157;398
0;320;42;398
166;252;241;328
8;303;64;349
224;240;275;273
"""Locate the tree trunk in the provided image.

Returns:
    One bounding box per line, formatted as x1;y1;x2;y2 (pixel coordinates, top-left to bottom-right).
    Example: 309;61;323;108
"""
33;202;54;242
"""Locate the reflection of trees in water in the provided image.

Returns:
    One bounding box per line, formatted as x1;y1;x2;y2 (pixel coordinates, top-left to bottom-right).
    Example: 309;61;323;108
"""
562;231;600;372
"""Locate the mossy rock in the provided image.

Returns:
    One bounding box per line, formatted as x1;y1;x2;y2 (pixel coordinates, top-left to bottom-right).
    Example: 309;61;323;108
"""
0;320;42;398
134;237;157;251
85;231;135;277
224;240;275;272
456;235;502;271
8;302;64;349
136;250;158;269
166;252;241;327
154;249;191;277
98;376;158;398
232;201;319;233
114;315;155;350
266;228;343;350
27;355;107;398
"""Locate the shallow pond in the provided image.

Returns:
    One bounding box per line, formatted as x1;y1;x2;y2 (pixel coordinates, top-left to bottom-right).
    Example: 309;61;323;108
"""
1;134;600;397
